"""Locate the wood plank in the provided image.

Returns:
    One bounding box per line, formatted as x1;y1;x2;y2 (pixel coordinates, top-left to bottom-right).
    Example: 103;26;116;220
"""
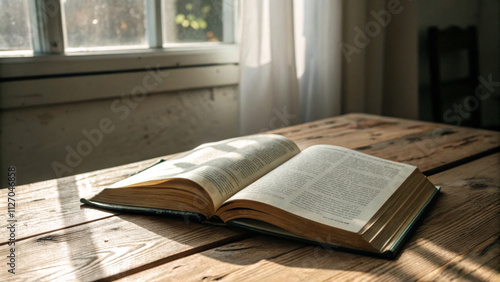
2;113;498;244
417;235;500;281
0;159;161;244
279;114;500;173
274;113;441;150
112;153;499;281
351;122;500;174
0;214;248;281
1;114;436;242
0;115;499;280
117;236;304;282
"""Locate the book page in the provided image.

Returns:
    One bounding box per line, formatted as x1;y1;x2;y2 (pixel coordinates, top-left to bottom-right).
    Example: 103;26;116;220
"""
225;145;416;233
108;134;300;208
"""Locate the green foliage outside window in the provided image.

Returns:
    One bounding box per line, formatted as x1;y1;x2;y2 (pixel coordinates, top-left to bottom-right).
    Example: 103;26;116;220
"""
174;0;223;42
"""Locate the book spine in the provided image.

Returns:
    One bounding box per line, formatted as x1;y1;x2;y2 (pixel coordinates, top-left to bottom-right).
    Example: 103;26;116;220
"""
80;198;206;223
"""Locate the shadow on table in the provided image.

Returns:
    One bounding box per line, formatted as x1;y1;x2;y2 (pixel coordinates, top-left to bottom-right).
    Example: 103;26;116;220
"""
104;188;497;281
74;149;500;281
114;211;421;280
54;177;107;281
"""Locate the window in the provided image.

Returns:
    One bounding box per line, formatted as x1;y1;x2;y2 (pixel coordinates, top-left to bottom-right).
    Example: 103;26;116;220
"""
0;0;239;109
62;0;149;51
0;0;33;54
0;0;236;55
163;0;224;44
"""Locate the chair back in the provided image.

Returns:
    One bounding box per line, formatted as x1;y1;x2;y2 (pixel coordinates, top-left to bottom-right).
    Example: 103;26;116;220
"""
428;26;480;127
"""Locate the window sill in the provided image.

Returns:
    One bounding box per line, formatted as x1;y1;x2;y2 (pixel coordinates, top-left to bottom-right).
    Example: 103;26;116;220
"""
0;44;240;109
0;44;239;79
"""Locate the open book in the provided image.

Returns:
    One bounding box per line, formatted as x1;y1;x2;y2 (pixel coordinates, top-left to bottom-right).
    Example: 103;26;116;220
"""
81;134;440;258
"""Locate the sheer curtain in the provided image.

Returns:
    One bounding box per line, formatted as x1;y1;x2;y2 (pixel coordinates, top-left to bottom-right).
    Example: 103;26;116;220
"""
239;0;418;135
294;0;343;122
238;0;300;135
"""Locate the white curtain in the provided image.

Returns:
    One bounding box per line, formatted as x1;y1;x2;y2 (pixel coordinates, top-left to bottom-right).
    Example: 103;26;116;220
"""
294;0;343;122
238;0;300;135
239;0;419;135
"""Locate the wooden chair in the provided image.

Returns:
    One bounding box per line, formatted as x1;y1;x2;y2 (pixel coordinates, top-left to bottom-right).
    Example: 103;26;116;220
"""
428;26;480;127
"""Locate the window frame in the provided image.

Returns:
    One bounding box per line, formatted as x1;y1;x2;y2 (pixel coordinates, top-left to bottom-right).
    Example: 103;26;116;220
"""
0;0;239;91
0;44;238;79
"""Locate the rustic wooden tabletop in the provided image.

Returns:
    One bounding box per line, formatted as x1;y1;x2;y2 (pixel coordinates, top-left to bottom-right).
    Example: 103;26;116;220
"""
1;113;499;281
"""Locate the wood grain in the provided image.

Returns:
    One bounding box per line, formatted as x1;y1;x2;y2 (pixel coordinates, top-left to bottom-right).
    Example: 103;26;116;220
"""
277;113;499;173
113;153;500;281
2;114;498;243
0;114;498;281
417;236;500;281
0;214;248;281
2;114;437;242
117;236;304;282
0;159;161;243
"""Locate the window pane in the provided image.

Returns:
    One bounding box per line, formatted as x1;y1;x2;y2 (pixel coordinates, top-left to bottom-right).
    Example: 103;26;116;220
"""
62;0;147;51
0;0;32;52
163;0;225;44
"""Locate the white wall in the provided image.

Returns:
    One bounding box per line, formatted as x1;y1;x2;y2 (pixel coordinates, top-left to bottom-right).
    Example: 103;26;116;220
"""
1;86;239;186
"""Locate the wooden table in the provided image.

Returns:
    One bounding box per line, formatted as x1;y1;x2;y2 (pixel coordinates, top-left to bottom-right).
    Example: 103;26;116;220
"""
1;113;499;281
